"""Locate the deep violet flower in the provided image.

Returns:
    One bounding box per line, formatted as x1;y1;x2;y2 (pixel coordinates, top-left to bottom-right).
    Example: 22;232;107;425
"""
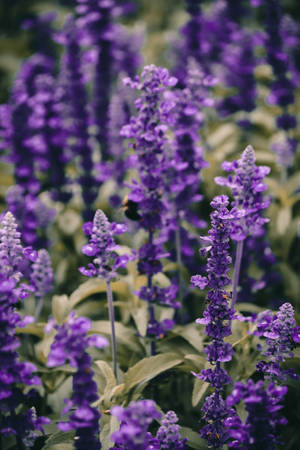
56;15;98;220
225;380;287;449
5;184;56;248
110;399;161;450
0;212;49;445
1;54;53;194
215;145;270;308
254;302;299;381
156;410;187;449
80;209;134;380
75;0;117;159
264;0;298;168
79;209;133;281
31;249;53;320
191;195;236;448
47;312;108;449
121;65;179;348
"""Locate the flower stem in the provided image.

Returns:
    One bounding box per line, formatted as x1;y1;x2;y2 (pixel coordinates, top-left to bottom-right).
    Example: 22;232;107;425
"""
148;231;156;356
106;281;118;382
175;225;183;304
231;240;244;308
35;297;43;321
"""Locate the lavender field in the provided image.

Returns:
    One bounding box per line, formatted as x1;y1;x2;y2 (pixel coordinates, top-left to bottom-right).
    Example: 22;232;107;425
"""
0;0;300;449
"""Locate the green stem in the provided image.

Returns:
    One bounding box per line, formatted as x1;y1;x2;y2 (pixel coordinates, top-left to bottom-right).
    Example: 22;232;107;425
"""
231;240;244;309
35;296;43;321
175;225;183;304
106;281;118;383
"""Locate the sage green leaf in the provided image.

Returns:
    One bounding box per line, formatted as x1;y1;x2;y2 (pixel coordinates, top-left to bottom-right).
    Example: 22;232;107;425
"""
93;360;117;400
52;295;70;324
180;427;207;449
124;353;183;393
16;322;45;338
276;206;291;235
192;377;209;407
91;320;144;353
42;431;74;449
100;414;120;450
172;323;203;353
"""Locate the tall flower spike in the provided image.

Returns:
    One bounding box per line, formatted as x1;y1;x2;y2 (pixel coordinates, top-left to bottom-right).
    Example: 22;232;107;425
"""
0;213;49;445
31;249;53;320
5;184;56;248
0;211;24;280
156;410;187;449
57;15;97;220
215;145;270;308
191;195;236;448
110;400;161;450
254;302;299;382
80;209;133;380
225;380;287;449
47;312;108;449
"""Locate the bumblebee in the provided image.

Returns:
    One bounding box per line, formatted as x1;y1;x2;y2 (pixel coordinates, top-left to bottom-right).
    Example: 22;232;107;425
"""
122;195;141;221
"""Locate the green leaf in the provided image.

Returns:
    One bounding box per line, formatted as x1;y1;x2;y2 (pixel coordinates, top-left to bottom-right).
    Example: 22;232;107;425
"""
52;295;70;324
100;414;120;450
93;360;117;400
276;206;291;235
278;263;300;300
42;431;74;449
91;320;144;354
124;353;183;393
16;322;45;338
192;377;209;407
180;427;207;449
69;278;106;308
183;354;206;370
172;323;204;353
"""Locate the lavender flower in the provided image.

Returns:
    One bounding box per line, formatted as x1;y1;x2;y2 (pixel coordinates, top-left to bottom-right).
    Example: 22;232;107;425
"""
31;249;53;320
79;209;131;281
191;195;236;447
254;302;299;381
80;209;133;380
225;380;287;449
264;0;298;168
47;312;108;449
5;184;55;248
76;0;116;159
156;410;187;449
110;400;161;450
3;54;53;194
215;145;270;307
121;65;179;349
57;15;97;220
0;212;49;445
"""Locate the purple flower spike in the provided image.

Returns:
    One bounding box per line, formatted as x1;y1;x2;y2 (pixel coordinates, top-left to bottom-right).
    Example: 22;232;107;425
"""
156;410;187;449
0;211;24;280
225;379;287;449
0;213;49;444
79;209;133;281
110;400;161;450
47;312;108;449
191;196;236;447
215;145;270;241
31;249;53;299
254;302;299;381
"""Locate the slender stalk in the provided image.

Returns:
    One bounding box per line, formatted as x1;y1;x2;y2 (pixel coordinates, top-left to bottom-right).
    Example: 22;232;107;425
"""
148;231;156;356
231;240;244;308
35;297;43;321
106;281;118;382
175;225;183;304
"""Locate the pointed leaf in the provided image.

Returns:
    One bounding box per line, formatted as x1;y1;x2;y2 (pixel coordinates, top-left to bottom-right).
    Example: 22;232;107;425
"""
124;353;183;393
192;377;209;407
